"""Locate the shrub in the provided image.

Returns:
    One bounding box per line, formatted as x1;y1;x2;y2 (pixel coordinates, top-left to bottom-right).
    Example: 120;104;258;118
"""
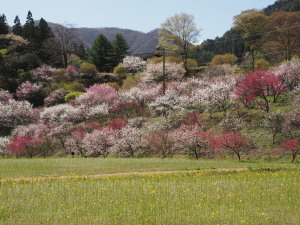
211;54;238;66
113;65;127;78
255;58;270;69
64;91;84;102
79;63;97;75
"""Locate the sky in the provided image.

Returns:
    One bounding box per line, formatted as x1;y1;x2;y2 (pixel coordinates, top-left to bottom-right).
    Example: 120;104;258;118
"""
1;0;276;42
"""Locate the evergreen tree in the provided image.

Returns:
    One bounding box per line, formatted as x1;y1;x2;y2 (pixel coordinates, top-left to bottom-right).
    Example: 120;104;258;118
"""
112;33;129;67
23;11;36;41
88;34;113;72
12;16;23;36
0;14;9;35
73;42;87;60
36;18;53;45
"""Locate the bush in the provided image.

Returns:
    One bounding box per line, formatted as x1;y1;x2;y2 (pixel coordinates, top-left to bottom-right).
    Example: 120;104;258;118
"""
64;91;84;102
113;65;127;78
79;63;97;75
18;71;33;84
211;54;238;66
63;82;85;92
255;58;270;69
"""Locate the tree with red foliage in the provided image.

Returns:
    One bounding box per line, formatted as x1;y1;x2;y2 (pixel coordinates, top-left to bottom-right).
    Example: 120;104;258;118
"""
6;136;40;158
180;112;202;127
108;119;127;130
109;101;142;122
235;70;285;112
280;138;300;163
210;132;250;161
146;131;174;158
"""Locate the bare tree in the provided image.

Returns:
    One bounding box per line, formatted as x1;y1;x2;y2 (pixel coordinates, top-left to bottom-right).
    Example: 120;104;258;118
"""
53;23;79;67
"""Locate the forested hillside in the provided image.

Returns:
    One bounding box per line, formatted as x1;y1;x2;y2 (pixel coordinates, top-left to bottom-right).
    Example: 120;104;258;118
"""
264;0;300;15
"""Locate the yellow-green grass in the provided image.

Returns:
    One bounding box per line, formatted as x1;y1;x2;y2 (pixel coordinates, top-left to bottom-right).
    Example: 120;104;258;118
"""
1;158;299;179
0;169;299;224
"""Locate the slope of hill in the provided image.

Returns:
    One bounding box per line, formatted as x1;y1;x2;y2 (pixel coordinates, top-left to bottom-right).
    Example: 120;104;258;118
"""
75;27;159;55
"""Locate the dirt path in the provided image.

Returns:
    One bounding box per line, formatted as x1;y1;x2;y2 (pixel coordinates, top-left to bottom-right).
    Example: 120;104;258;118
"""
1;168;249;182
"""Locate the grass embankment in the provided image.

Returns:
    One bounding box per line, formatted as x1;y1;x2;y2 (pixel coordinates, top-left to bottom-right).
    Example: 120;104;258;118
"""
0;169;299;224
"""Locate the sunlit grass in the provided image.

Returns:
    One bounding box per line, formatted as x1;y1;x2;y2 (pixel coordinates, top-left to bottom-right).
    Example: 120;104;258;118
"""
0;169;299;224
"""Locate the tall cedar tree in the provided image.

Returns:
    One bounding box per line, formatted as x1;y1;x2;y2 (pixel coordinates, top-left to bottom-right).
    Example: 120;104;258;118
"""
12;16;23;36
112;33;129;66
23;11;36;41
88;34;113;72
0;14;9;35
36;18;53;46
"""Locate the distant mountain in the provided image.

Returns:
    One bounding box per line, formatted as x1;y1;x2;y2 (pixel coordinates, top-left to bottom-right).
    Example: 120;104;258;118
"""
48;23;159;55
264;0;300;15
75;27;159;55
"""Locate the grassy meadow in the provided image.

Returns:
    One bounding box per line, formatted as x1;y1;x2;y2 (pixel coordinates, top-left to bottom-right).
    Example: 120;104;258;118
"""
0;158;299;224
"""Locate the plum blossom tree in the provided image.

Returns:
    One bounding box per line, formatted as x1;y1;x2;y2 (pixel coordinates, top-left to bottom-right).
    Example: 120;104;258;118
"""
202;76;236;117
280;137;300;163
66;65;80;79
235;70;285;113
143;62;185;83
108;118;128;130
0;100;36;129
120;83;161;106
109;101;142;122
81;127;117;157
274;59;300;91
112;126;143;157
16;81;42;100
210;132;250;161
75;84;119;108
145;131;174;158
169;125;207;160
149;88;182;118
86;103;109;121
0;89;13;103
6;136;41;158
30;64;56;83
40;104;84;125
120;56;146;74
12;123;55;157
44;88;69;106
66;126;87;156
50;122;73;151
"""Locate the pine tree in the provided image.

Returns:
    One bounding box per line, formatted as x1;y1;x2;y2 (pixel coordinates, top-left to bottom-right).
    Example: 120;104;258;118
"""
0;14;9;35
112;33;129;67
23;11;36;41
88;34;113;72
12;16;23;36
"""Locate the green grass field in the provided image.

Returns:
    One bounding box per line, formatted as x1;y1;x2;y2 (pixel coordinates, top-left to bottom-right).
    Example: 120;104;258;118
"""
1;157;299;179
0;158;299;224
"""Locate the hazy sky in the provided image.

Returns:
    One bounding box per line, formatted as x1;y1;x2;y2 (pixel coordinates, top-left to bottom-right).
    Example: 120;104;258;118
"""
2;0;275;41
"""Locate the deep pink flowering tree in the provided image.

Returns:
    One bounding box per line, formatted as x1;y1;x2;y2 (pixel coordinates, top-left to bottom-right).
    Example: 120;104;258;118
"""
235;70;285;112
